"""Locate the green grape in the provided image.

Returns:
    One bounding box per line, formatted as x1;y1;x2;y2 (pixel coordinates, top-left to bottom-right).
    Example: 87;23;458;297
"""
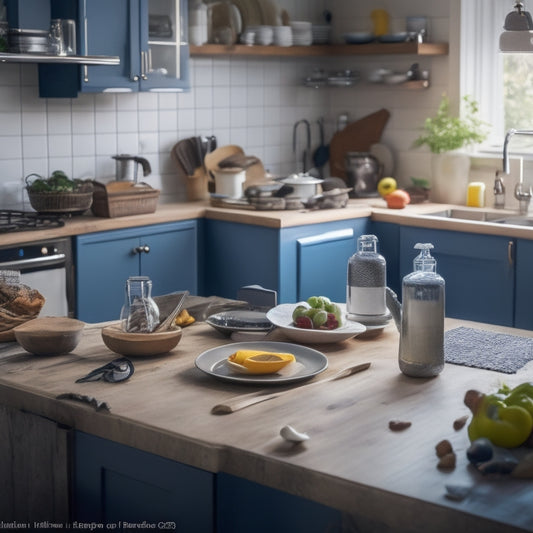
307;296;322;309
312;309;328;328
292;305;309;321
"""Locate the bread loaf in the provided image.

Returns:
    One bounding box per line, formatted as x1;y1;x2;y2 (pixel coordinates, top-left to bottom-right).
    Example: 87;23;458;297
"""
0;281;45;317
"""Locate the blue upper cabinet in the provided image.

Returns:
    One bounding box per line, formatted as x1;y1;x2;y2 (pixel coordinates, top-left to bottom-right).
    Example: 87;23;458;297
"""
39;0;190;97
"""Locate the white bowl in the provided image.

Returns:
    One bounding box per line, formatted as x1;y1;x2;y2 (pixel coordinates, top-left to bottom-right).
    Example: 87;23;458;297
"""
266;303;366;344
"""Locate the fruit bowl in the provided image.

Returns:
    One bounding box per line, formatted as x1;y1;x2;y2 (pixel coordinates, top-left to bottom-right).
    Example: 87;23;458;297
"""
266;303;366;344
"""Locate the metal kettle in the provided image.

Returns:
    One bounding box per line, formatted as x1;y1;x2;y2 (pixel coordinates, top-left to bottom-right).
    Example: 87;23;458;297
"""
113;154;152;182
345;152;382;198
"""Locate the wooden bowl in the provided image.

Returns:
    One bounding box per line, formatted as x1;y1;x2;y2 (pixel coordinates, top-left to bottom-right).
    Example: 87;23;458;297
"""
101;324;182;357
14;317;85;355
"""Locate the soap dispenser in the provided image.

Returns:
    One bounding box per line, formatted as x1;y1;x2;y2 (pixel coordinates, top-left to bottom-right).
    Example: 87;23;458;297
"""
346;234;387;321
399;243;445;377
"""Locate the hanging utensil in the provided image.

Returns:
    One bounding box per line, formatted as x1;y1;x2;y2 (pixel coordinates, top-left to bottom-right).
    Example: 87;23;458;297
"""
313;117;329;172
293;119;311;173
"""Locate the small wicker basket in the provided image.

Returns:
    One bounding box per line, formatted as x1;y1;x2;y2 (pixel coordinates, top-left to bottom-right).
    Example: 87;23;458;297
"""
91;181;160;218
28;190;93;214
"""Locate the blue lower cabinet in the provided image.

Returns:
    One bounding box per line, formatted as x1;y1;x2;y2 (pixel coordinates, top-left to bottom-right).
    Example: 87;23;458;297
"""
216;473;343;533
515;239;533;329
73;432;214;531
75;220;200;322
400;227;515;326
204;218;369;302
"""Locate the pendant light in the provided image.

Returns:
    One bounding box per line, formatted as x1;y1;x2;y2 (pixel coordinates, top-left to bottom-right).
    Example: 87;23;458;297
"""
500;1;533;52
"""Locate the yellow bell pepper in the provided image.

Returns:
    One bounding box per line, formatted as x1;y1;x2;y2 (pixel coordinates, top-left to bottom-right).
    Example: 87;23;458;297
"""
228;350;295;374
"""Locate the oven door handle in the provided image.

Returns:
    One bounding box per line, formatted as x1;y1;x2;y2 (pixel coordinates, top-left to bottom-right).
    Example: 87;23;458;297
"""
0;253;66;270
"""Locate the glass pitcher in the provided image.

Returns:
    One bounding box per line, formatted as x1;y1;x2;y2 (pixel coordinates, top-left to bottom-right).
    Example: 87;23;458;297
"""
120;276;160;333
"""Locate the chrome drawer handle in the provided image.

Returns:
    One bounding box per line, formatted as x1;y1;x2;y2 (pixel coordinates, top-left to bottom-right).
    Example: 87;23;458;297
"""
133;245;150;254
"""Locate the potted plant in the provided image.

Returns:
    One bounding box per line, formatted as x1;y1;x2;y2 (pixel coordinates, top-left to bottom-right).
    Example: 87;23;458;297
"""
413;94;489;204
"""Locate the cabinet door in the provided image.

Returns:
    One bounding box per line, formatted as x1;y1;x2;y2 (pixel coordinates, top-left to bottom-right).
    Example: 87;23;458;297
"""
76;220;198;322
400;227;515;326
141;0;190;91
39;0;189;97
204;218;369;303
76;230;140;322
296;228;355;302
0;406;70;522
74;432;214;531
217;473;342;533
140;220;198;296
515;239;533;329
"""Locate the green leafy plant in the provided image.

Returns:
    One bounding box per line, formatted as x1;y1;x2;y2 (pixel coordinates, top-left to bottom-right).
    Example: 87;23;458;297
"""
413;94;489;154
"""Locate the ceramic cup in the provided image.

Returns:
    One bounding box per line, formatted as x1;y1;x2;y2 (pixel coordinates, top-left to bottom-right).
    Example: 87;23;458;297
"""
213;168;246;198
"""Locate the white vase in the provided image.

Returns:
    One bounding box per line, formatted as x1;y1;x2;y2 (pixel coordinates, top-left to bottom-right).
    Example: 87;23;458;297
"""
430;152;471;205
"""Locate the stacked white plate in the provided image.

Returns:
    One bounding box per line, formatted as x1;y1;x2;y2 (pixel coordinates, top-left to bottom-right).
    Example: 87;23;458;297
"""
311;24;331;44
290;20;312;46
273;25;292;46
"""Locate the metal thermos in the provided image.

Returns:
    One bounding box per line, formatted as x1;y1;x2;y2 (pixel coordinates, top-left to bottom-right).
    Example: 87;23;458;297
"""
345;152;382;198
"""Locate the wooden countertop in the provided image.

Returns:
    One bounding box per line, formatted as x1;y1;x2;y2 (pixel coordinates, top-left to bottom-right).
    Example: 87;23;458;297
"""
3;199;533;245
0;317;532;532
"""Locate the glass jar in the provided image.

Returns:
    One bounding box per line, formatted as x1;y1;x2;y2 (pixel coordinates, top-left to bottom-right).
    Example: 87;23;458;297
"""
399;243;445;377
346;234;387;318
120;276;160;333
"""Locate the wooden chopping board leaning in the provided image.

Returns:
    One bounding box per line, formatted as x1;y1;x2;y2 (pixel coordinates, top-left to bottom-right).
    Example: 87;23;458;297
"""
329;108;391;182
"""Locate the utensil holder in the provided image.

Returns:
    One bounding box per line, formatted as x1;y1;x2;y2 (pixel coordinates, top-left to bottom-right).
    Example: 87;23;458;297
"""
186;173;210;201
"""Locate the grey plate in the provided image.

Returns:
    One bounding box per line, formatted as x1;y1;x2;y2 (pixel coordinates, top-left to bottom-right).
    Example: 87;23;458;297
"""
195;341;328;385
206;310;272;336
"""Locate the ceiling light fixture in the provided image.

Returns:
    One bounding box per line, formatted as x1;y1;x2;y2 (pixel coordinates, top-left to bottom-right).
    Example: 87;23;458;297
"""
500;1;533;52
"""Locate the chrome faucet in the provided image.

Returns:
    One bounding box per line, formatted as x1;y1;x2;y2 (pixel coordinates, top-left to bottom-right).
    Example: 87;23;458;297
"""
498;128;533;214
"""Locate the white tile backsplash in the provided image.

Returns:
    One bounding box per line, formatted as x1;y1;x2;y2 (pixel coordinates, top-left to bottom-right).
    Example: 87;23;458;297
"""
0;0;456;207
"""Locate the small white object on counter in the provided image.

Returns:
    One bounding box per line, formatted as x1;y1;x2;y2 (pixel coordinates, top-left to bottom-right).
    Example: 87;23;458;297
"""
280;425;310;443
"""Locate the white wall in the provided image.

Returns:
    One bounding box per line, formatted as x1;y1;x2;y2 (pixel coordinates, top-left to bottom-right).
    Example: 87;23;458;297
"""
0;0;453;208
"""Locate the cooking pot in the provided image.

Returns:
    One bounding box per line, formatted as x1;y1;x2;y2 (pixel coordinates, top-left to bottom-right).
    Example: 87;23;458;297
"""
113;154;152;182
278;173;323;199
213;167;246;198
345;152;382;198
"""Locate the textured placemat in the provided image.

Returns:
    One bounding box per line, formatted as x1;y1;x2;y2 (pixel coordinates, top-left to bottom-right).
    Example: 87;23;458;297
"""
445;327;533;374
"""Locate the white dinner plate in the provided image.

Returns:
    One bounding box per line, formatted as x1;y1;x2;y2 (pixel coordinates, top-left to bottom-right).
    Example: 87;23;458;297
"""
266;303;366;344
195;341;328;385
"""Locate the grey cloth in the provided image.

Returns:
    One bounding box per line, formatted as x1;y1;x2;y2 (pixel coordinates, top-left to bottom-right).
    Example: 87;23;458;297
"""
444;326;533;374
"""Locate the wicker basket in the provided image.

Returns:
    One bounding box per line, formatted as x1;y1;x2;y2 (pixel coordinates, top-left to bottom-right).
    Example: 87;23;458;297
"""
91;181;160;218
28;190;93;214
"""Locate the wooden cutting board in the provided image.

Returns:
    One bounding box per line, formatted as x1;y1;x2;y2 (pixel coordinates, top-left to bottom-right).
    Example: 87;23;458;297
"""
329;109;391;182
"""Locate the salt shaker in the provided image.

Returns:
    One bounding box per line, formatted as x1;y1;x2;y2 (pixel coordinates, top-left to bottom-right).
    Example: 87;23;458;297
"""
399;243;445;377
346;234;387;320
120;276;160;333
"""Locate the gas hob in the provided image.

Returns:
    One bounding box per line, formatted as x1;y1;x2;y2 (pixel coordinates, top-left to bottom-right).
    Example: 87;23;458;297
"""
0;210;65;233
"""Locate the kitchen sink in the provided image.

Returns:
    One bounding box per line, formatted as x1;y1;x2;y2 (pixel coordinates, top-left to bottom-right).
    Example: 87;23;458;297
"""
424;208;508;222
424;208;533;226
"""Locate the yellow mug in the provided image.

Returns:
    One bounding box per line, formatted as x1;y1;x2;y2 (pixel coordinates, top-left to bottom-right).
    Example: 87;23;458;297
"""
371;9;389;36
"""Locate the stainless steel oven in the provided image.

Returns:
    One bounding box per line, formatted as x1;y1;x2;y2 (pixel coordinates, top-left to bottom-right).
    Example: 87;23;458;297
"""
0;237;75;318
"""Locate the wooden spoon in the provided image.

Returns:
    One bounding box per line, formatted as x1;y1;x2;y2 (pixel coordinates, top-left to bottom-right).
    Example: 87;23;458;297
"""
211;361;371;414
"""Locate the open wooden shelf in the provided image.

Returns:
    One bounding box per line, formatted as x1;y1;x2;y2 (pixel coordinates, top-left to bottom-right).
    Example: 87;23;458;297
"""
190;42;449;57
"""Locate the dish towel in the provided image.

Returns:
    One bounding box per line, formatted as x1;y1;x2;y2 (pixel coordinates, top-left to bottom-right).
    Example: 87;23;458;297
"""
445;326;533;374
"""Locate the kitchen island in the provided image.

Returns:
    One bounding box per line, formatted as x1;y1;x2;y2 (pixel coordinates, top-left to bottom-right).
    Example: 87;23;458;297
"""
0;316;532;532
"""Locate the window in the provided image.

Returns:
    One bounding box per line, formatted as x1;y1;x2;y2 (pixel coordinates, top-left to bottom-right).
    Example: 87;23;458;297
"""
461;0;533;152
